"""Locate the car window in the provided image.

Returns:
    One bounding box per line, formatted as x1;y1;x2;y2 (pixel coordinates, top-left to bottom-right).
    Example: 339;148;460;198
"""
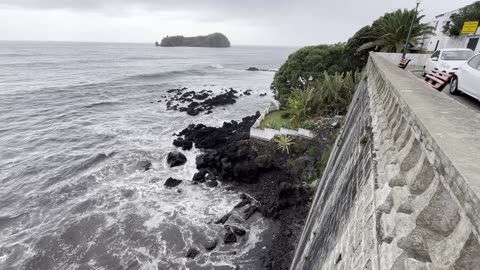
441;50;474;61
468;55;480;69
431;51;440;59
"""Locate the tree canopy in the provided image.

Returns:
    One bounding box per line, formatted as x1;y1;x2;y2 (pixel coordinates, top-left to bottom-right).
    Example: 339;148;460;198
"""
358;9;434;53
444;1;480;36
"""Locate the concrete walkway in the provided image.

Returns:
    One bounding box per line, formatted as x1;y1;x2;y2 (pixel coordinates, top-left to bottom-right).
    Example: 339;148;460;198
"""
409;68;480;113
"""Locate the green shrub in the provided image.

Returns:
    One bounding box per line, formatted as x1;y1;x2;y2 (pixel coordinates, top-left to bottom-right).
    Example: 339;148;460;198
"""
286;85;317;124
444;1;480;36
272;44;350;104
315;70;363;116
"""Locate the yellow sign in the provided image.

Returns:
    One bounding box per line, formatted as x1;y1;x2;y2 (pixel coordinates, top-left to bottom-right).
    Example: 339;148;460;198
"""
462;21;479;34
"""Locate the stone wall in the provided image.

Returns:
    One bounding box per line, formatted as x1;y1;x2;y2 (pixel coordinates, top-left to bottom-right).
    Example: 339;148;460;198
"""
290;53;480;270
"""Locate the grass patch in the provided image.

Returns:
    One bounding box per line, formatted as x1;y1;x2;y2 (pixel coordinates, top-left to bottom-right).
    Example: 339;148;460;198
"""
260;110;293;130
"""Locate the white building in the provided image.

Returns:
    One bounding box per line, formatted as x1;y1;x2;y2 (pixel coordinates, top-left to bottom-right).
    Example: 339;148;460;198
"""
421;7;480;53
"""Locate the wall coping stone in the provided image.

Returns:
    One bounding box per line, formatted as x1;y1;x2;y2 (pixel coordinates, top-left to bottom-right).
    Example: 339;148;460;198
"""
371;53;480;196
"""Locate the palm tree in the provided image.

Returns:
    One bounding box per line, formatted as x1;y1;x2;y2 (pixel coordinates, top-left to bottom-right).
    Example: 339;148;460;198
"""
358;9;434;53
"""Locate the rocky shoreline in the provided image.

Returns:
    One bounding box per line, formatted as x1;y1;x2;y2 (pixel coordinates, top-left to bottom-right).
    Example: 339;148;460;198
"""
165;110;339;269
155;87;266;116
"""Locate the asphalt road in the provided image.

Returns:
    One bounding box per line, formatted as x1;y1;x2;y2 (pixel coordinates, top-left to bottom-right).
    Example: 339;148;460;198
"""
409;68;480;113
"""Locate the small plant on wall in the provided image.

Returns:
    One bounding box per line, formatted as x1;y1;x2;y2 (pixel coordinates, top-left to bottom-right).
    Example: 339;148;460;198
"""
274;134;295;154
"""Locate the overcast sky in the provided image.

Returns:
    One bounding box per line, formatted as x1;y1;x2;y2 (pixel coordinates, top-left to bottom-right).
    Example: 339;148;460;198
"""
0;0;476;46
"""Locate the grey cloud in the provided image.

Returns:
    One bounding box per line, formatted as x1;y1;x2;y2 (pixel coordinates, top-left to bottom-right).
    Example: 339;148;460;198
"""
0;0;476;45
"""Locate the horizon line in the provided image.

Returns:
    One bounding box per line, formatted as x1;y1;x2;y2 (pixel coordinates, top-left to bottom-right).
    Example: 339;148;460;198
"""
0;39;303;48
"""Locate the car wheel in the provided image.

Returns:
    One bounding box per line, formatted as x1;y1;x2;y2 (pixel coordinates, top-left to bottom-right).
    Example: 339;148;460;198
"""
450;77;460;95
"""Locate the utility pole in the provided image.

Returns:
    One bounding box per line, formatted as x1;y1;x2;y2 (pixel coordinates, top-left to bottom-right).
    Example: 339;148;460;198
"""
402;0;422;59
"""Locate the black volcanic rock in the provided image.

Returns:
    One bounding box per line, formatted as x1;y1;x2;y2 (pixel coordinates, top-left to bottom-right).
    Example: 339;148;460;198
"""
165;88;239;116
204;239;218;251
167;151;187;167
160;33;230;48
185;248;199;259
223;227;237;244
174;113;260;183
164;177;182;187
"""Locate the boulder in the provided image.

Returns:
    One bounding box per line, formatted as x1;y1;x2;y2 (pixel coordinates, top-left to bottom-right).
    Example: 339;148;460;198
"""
223;227;237;244
173;138;193;150
185;248;199;259
214;213;231;224
167;151;187;168
234;198;251;209
203;239;218;251
205;180;218;188
243;205;258;220
192;169;207;182
164;177;182;188
230;226;247;236
246;67;260;71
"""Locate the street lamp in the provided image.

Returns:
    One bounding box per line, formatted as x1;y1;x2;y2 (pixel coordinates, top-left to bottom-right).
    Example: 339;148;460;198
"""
402;0;422;58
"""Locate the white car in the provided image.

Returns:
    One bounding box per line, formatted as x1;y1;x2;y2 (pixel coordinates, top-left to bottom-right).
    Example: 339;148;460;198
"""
450;54;480;99
424;48;474;75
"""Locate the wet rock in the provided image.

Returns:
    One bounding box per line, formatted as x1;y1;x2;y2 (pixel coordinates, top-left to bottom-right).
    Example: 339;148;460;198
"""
203;239;218;251
173;138;193;151
167;151;187;167
186;248;199;259
205;180;218;188
231;226;247;236
137;160;152;171
234;198;251;209
214;213;231;224
223;227;237;244
192;169;207;182
246;67;260;71
259;93;267;97
243;205;258;220
205;172;216;180
164;177;182;188
166;88;239;116
243;90;252;95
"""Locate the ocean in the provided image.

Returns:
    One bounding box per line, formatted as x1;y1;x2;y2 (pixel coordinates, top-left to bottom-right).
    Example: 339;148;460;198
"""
0;41;297;270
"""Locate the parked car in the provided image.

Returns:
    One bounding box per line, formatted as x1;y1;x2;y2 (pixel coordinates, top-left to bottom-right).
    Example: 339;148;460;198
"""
450;54;480;99
424;48;474;75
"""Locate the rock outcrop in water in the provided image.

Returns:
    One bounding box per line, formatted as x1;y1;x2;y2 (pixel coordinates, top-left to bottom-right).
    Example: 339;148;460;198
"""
162;87;239;116
170;113;340;269
159;33;231;48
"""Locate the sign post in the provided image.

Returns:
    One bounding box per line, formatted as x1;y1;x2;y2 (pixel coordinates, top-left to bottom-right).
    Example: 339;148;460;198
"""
462;21;479;34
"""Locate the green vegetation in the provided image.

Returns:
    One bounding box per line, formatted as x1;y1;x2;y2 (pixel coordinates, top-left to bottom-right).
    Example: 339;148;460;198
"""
274;135;295;154
260;110;292;130
272;8;432;123
444;1;480;36
282;70;363;124
358;9;434;53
